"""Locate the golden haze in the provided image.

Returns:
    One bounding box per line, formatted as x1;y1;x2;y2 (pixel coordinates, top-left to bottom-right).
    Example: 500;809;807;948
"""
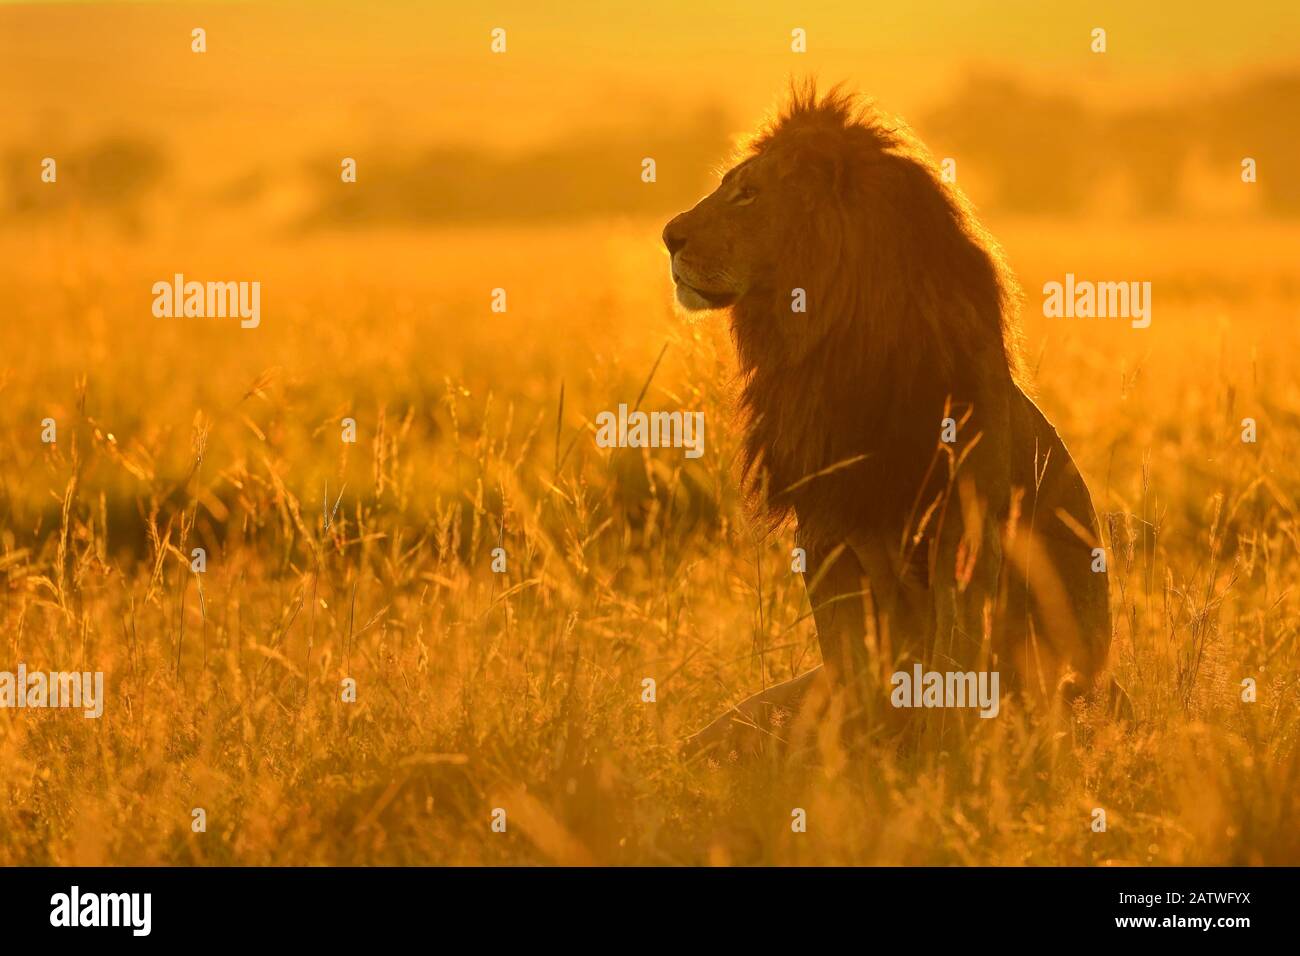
0;1;1297;864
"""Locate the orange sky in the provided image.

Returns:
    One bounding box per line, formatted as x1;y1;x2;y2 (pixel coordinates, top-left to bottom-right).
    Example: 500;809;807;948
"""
1;0;1297;249
4;0;1299;152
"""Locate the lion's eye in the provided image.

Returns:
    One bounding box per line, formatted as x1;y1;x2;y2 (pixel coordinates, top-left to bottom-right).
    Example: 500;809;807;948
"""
730;185;758;205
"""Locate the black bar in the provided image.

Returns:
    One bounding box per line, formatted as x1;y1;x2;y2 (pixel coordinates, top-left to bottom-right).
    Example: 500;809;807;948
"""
0;866;1282;942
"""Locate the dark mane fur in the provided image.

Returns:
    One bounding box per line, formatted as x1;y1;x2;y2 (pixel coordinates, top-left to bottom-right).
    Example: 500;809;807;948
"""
731;81;1025;548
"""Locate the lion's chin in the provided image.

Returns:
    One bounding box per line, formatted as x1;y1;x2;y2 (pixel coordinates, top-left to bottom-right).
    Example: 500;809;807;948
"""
674;282;737;312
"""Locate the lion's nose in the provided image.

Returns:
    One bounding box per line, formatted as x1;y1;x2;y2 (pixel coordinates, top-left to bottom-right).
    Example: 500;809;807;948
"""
662;217;687;256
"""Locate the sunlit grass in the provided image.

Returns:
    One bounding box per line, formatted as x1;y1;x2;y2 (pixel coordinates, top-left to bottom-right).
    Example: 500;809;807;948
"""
0;219;1296;865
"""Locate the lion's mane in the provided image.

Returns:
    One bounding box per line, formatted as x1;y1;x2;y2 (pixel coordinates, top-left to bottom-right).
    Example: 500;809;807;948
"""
731;82;1025;548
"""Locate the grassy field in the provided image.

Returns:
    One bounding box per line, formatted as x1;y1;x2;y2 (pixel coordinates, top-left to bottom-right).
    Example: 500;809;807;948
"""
0;214;1297;866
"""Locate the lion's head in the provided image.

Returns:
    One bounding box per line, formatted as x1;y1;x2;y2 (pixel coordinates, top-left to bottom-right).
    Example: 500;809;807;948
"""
661;149;782;312
664;82;1024;542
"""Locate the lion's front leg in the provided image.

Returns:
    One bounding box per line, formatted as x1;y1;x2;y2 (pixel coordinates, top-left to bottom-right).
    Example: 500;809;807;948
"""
932;481;1004;674
683;530;871;762
683;666;830;760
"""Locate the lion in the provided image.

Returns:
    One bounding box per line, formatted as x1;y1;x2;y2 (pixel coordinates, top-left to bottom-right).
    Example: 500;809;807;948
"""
663;83;1128;758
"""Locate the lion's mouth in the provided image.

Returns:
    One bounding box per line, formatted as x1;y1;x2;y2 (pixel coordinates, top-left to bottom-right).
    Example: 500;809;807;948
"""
672;274;738;309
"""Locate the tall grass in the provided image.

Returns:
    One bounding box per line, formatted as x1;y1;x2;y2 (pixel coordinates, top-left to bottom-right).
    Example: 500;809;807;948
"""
0;220;1296;865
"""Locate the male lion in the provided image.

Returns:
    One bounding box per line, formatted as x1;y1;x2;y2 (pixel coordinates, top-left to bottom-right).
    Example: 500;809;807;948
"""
664;84;1126;757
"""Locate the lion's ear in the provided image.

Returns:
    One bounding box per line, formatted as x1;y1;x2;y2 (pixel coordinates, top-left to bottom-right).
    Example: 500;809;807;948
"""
805;152;847;196
775;137;847;197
